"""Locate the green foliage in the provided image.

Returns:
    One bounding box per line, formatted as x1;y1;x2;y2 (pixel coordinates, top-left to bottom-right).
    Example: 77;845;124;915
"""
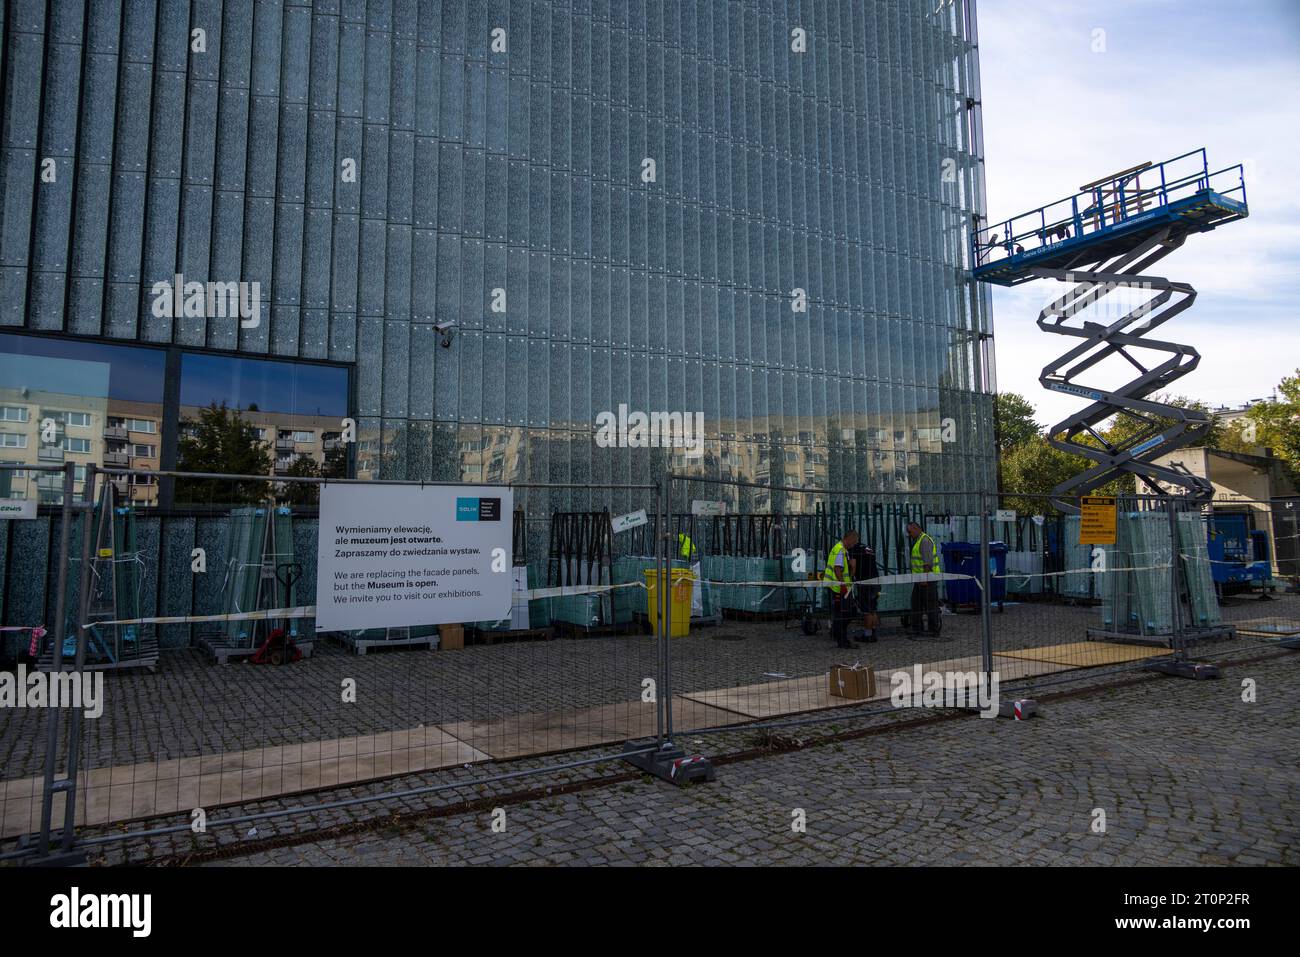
175;402;272;505
994;392;1040;454
996;376;1300;500
1097;395;1222;455
999;436;1092;513
1221;370;1300;482
996;393;1214;500
280;454;322;506
277;447;346;506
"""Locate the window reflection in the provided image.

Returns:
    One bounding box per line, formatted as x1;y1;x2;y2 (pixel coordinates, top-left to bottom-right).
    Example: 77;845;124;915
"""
177;353;351;500
0;332;164;505
0;333;352;508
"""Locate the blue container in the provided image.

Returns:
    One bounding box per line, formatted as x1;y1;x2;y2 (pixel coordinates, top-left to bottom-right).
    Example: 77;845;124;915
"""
940;541;1008;607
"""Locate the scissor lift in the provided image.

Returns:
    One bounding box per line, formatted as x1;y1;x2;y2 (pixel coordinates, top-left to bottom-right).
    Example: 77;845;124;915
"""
972;148;1248;506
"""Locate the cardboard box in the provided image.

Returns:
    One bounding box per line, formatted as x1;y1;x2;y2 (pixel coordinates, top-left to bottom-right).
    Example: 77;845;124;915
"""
829;663;876;700
439;623;464;651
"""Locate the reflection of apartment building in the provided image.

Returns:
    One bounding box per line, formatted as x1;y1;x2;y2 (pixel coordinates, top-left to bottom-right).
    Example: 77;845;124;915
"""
179;406;345;481
104;399;163;505
480;428;530;486
0;388;107;505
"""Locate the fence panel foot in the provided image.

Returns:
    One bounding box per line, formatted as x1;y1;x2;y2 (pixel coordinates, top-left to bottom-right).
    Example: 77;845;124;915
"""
621;741;715;786
1144;660;1220;679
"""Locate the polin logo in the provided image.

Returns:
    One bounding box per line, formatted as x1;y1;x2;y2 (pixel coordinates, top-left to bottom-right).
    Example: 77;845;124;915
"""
49;887;151;937
456;497;501;522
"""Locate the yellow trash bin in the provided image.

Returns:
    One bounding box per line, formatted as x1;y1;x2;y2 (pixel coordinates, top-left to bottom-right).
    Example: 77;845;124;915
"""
644;568;693;638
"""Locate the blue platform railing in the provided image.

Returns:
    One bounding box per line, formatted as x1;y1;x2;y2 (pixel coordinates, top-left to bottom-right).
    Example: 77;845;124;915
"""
972;148;1247;269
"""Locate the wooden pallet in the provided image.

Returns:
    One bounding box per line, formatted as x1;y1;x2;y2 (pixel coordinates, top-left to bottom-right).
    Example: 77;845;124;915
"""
330;630;437;655
38;632;161;673
466;625;556;645
197;634;316;664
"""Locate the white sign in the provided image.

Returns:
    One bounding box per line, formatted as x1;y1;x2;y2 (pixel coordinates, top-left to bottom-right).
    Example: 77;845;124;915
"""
316;484;513;631
691;500;727;517
0;499;36;520
611;509;648;533
994;509;1017;524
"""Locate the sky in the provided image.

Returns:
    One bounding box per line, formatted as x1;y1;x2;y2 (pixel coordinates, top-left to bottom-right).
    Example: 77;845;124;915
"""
977;0;1300;432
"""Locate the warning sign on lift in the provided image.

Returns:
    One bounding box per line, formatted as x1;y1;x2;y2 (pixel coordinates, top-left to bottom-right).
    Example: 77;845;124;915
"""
1079;496;1117;545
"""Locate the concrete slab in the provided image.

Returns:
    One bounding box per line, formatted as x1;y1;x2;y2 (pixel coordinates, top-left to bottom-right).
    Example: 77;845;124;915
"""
998;641;1165;667
442;697;738;760
0;724;488;839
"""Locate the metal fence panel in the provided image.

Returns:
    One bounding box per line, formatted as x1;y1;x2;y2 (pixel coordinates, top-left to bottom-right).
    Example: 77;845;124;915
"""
661;472;991;740
1;465;669;858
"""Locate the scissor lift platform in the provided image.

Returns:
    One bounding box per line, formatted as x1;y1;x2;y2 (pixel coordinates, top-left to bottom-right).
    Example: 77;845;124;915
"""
972;149;1248;286
969;148;1249;505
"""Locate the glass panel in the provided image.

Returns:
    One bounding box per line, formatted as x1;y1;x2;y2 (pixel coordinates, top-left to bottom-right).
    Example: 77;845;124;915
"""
0;333;164;504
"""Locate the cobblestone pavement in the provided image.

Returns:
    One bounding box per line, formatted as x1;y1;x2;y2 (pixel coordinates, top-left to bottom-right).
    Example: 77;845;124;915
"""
197;649;1300;867
4;591;1292;784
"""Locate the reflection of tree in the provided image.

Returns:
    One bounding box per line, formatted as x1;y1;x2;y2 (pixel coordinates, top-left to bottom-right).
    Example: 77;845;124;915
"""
271;440;347;507
280;455;320;506
175;402;272;505
323;442;347;479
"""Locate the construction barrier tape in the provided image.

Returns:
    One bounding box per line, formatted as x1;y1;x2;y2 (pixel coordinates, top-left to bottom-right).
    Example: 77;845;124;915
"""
82;606;318;628
989;561;1175;580
521;581;647;601
691;572;980;588
76;573;995;629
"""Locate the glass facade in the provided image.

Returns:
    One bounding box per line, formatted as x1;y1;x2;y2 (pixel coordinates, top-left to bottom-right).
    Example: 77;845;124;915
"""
0;0;995;509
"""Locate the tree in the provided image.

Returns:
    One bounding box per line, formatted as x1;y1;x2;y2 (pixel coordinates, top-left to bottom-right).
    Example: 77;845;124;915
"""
995;392;1041;454
1225;370;1300;482
998;436;1094;514
279;453;322;506
175;402;273;505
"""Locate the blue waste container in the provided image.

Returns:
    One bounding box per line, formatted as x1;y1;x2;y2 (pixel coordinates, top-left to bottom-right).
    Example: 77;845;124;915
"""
940;541;1008;610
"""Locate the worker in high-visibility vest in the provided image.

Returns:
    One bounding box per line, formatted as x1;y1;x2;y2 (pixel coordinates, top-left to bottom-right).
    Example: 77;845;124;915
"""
677;532;697;561
677;532;701;617
905;520;941;636
822;530;860;649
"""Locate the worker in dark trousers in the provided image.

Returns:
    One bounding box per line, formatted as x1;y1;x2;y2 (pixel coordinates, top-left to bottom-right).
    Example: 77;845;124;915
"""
905;520;941;636
848;539;880;643
822;530;859;649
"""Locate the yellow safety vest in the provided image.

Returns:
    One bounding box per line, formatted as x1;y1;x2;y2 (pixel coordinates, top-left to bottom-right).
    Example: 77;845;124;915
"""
677;533;696;560
823;540;851;595
911;532;938;574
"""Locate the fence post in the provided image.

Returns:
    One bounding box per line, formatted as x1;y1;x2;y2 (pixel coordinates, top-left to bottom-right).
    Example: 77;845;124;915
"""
653;476;666;749
58;463;98;852
1167;498;1184;659
36;461;77;857
662;467;674;747
979;490;993;684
